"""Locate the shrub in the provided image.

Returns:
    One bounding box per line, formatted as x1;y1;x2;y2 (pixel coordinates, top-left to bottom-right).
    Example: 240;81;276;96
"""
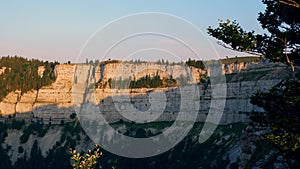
70;144;102;169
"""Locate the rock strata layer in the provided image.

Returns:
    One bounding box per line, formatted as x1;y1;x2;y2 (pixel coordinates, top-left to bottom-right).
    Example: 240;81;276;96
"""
0;61;291;124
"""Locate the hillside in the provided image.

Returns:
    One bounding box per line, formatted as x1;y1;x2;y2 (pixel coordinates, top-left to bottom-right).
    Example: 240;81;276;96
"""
0;56;296;168
0;57;292;124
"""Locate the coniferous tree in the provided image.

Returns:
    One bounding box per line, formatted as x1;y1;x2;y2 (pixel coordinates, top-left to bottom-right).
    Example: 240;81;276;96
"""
207;0;300;162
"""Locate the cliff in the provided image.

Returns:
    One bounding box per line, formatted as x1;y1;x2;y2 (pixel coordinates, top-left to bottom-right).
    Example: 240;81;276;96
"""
0;59;295;168
0;60;292;124
0;64;75;123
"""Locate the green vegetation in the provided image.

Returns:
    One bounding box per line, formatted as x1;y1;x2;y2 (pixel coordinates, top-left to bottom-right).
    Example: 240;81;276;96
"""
0;144;12;169
203;56;262;66
10;119;25;130
0;56;58;101
98;59;120;66
207;1;300;68
110;120;174;135
70;144;102;169
0;119;271;169
70;113;77;120
13;137;72;169
0;120;86;169
0;122;8;144
245;139;278;169
62;121;84;149
220;56;261;64
20;121;49;143
186;58;206;69
129;74;177;89
208;0;300;165
98;122;246;169
250;79;300;160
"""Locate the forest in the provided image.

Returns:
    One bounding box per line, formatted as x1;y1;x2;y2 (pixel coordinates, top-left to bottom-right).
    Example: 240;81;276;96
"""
0;56;58;101
128;74;177;89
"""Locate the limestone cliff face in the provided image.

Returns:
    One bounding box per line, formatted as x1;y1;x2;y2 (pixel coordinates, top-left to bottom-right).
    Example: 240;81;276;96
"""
221;59;289;75
97;62;205;86
0;64;75;123
0;61;291;124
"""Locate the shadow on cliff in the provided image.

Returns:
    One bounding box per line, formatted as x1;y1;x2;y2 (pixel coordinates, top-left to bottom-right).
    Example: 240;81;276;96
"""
0;84;211;126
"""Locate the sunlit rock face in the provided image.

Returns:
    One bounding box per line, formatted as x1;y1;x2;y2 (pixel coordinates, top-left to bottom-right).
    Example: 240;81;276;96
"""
0;60;291;124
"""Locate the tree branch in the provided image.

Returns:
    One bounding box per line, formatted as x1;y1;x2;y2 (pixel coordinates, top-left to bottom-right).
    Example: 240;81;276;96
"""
278;0;300;8
277;36;300;82
216;41;263;56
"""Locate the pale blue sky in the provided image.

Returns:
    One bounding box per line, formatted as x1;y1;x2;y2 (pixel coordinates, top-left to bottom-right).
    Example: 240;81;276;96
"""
0;1;266;63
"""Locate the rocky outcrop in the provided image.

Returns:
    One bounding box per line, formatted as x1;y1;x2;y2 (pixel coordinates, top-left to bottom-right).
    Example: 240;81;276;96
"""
0;64;76;123
4;127;62;164
96;62;205;87
0;60;291;124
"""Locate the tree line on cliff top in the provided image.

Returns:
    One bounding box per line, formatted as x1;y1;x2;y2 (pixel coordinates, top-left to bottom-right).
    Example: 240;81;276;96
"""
0;56;58;102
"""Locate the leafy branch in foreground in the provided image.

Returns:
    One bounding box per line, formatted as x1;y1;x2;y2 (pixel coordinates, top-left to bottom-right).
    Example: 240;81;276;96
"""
277;0;300;8
70;144;102;169
208;0;300;165
250;79;300;160
207;0;300;81
207;19;259;55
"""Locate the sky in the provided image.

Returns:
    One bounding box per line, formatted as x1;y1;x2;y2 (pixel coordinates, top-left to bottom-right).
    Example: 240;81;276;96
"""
0;1;266;63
